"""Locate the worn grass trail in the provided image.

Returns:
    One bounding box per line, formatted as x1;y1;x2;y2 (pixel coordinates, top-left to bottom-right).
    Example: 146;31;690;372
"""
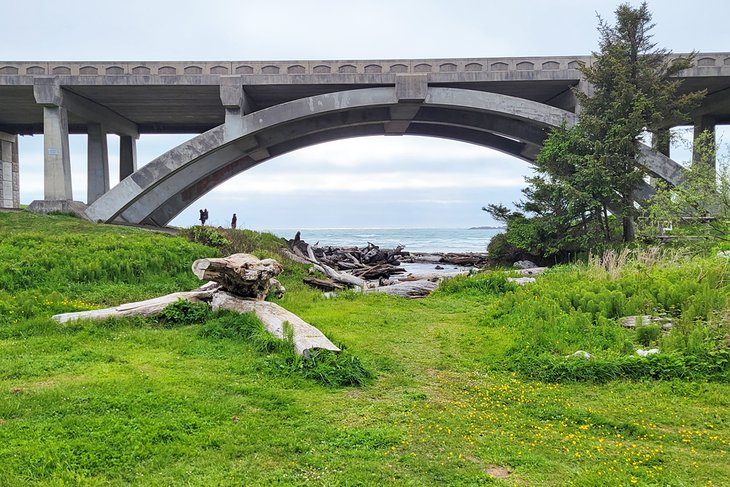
1;212;729;485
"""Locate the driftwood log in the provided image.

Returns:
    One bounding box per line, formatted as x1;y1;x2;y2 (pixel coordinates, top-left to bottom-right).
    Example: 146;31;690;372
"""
367;280;439;298
192;253;284;299
52;282;220;323
211;292;340;356
303;277;345;292
53;254;339;356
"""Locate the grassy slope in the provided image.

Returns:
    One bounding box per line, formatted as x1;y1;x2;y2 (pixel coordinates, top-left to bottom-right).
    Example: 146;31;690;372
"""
0;212;728;486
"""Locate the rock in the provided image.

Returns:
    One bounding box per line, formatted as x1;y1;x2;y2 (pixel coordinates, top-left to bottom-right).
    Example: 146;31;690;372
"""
513;260;538;269
435;265;444;270
567;350;592;359
717;250;730;258
620;315;673;330
518;267;547;276
636;348;660;356
507;277;536;285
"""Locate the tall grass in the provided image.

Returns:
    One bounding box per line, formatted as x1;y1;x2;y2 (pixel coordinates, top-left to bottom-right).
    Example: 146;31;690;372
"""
483;251;730;381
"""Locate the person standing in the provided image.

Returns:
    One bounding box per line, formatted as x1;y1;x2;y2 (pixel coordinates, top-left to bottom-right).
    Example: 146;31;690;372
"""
231;213;237;229
202;209;208;226
199;209;205;226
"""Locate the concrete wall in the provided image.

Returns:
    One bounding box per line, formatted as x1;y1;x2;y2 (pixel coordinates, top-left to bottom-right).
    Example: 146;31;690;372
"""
0;132;19;209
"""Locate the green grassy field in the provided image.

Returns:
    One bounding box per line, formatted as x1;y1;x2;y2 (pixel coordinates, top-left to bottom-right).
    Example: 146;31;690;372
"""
1;211;728;485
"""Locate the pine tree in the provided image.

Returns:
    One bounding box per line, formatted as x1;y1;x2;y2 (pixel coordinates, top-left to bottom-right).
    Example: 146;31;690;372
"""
575;1;704;241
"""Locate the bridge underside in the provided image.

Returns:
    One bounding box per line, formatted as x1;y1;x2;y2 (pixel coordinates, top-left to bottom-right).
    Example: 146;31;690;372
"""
84;85;685;226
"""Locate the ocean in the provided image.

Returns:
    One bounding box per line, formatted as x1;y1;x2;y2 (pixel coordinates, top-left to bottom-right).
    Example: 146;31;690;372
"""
266;228;503;253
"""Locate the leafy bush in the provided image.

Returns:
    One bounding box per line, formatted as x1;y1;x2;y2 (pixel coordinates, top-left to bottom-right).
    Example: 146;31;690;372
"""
158;299;210;327
219;229;287;256
438;271;517;296
182;225;230;248
486;233;523;264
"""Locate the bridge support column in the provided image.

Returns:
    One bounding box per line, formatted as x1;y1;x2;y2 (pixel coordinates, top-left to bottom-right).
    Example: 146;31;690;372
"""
87;124;109;204
33;77;73;201
42;105;73;200
693;115;716;168
119;135;137;180
0;132;20;209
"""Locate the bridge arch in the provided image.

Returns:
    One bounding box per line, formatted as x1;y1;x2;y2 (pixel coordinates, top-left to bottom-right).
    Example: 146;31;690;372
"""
85;86;683;226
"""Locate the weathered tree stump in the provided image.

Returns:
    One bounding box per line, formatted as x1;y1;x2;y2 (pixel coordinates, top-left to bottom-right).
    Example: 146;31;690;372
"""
192;253;284;299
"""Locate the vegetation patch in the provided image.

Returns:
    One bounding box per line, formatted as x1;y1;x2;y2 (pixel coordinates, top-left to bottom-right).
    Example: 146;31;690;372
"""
483;252;730;382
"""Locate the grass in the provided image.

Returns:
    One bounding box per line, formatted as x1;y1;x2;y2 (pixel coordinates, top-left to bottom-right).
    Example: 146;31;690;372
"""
1;211;729;485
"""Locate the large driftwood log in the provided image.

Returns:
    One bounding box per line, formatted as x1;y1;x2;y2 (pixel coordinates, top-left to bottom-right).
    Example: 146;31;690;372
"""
367;280;439;298
52;282;220;323
192;253;284;299
52;286;340;357
211;291;340;356
303;277;345;292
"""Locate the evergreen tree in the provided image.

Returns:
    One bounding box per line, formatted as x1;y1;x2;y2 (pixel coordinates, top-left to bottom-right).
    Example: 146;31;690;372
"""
496;1;705;258
575;1;704;241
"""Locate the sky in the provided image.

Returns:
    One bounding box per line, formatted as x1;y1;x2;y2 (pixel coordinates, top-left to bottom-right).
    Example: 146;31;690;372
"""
3;0;729;230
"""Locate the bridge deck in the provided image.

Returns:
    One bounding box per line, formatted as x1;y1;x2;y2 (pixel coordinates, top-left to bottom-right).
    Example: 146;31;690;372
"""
1;54;729;134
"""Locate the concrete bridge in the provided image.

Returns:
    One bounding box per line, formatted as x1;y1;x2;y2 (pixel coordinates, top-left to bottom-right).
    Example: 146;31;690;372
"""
1;54;729;225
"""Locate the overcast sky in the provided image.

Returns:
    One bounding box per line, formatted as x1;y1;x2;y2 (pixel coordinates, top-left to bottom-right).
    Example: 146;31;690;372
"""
3;0;728;229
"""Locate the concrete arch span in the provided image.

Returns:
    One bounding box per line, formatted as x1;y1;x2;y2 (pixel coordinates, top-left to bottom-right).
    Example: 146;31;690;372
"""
85;86;684;226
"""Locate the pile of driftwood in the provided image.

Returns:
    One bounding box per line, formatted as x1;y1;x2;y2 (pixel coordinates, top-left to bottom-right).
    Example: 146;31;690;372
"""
283;233;470;298
53;254;340;357
288;232;406;280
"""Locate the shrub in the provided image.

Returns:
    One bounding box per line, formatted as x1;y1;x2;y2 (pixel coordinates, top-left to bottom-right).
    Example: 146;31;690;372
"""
481;253;730;381
157;299;210;327
636;324;662;346
486;233;522;265
183;225;230;248
438;271;517;296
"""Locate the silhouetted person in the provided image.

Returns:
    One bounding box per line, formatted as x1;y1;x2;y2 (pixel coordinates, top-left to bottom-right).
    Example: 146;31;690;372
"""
231;213;237;229
199;209;205;225
202;208;209;226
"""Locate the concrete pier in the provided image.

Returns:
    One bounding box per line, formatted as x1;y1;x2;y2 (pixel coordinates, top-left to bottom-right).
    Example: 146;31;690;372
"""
0;132;19;209
119;136;137;180
41;105;72;200
87;124;109;204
